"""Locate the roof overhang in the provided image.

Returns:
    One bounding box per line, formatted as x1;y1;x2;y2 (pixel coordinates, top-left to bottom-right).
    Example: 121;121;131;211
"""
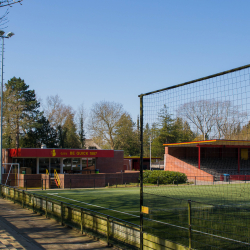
124;157;161;160
163;140;250;148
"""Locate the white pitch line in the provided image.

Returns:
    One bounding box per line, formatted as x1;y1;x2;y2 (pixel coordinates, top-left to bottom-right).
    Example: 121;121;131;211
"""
50;193;140;218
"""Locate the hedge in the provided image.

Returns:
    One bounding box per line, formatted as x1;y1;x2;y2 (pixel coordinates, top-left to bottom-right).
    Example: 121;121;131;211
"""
143;170;187;184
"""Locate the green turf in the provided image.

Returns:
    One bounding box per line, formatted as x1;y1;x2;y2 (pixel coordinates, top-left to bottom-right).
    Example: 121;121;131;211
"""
35;187;141;224
33;183;250;249
144;182;250;207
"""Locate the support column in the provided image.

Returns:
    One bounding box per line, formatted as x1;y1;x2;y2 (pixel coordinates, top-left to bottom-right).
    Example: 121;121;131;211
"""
49;158;51;175
238;148;240;174
198;147;201;169
80;158;82;171
36;158;39;174
60;158;63;174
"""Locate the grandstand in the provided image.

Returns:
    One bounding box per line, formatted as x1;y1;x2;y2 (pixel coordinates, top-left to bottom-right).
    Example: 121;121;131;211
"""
164;139;250;181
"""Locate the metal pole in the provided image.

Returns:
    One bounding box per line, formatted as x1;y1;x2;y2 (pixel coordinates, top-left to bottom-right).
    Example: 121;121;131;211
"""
107;215;110;246
139;95;143;250
61;202;63;225
150;135;151;171
81;208;83;234
188;200;192;249
0;37;4;185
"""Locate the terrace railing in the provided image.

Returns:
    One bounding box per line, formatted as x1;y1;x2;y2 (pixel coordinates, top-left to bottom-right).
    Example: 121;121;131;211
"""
0;184;187;250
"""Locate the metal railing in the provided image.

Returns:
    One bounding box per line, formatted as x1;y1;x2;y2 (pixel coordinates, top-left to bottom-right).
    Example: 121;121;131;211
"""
0;183;190;249
0;184;140;249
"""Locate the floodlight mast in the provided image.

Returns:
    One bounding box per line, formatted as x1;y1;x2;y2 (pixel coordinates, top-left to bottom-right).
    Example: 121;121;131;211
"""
0;30;14;184
6;32;14;38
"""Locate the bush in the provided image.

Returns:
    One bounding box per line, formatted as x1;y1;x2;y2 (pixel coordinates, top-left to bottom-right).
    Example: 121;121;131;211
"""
143;170;187;185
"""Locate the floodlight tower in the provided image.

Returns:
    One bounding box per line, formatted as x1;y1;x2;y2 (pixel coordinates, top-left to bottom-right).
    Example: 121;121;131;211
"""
0;30;14;184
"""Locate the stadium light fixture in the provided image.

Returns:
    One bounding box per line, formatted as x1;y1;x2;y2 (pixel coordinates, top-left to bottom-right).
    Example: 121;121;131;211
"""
6;32;15;38
0;30;14;184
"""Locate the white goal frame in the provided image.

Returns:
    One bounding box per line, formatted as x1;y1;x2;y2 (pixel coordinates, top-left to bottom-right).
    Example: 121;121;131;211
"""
3;163;20;186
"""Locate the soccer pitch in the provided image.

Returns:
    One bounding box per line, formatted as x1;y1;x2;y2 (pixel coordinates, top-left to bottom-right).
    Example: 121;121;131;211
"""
35;187;141;224
34;183;250;223
34;183;250;249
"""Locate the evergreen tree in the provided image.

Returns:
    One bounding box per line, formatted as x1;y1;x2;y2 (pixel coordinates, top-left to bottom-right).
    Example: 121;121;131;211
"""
115;113;140;156
62;112;81;148
21;115;58;148
3;77;40;148
79;114;86;148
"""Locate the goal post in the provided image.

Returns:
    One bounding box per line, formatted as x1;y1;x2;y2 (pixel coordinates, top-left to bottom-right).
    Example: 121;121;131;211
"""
3;163;20;186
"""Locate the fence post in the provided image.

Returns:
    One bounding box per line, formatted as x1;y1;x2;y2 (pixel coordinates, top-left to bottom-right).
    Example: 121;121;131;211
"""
61;202;63;225
22;190;25;208
45;197;48;218
188;200;192;249
41;179;43;190
107;215;110;246
81;208;84;234
33;195;35;212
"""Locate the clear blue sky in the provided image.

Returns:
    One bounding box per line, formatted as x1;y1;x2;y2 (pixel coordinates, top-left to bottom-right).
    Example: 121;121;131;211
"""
2;1;250;123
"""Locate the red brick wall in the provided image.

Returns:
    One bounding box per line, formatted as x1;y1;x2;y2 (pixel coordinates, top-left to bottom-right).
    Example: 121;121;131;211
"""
123;159;132;171
61;174;105;188
2;149;13;173
96;150;124;173
57;172;139;189
2;174;17;186
104;172;139;186
41;174;50;189
21;174;42;188
165;154;213;182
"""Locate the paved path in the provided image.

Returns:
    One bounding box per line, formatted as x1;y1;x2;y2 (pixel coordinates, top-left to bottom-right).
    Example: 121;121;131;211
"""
0;198;112;250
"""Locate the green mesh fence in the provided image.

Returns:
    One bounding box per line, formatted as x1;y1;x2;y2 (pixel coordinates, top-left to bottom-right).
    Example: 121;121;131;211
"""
139;64;250;249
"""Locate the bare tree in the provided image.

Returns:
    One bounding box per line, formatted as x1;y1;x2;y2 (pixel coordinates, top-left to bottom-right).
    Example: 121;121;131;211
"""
177;100;247;140
88;101;124;149
44;95;73;128
0;0;23;8
43;95;80;148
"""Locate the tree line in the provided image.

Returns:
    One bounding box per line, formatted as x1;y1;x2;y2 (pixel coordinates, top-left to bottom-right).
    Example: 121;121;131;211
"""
2;77;141;156
3;77;248;159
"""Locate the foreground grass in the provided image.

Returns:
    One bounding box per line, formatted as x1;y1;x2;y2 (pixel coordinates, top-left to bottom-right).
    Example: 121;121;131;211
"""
35;187;141;224
33;184;250;249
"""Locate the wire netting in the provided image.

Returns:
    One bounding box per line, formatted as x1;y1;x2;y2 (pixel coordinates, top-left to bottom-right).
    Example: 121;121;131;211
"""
140;64;250;249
